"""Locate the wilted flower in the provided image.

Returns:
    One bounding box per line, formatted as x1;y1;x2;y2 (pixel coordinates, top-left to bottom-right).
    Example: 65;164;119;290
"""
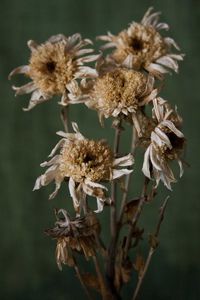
9;34;99;110
142;98;185;190
98;7;184;79
34;123;134;213
45;209;100;269
86;67;157;135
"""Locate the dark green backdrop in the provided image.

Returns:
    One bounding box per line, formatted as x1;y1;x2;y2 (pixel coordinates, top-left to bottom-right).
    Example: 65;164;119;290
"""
0;0;199;299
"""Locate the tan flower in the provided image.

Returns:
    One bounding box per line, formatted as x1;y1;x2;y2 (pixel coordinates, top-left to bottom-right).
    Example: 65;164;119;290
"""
34;123;134;213
86;67;157;136
45;209;100;269
9;34;100;110
98;7;184;79
142;98;185;190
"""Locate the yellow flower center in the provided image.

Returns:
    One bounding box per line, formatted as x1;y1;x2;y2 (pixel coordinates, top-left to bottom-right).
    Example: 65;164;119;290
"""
59;139;113;182
92;68;147;117
112;24;167;69
29;41;76;95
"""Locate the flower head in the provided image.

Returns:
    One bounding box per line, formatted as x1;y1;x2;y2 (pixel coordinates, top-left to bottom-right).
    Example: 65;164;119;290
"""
34;123;134;213
45;209;100;269
98;7;184;79
86;67;157;135
142;98;185;190
9;34;99;110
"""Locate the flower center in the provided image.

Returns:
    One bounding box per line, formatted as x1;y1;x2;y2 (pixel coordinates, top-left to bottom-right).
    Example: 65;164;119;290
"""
46;61;56;73
112;24;167;69
92;68;147;117
130;38;143;51
83;153;96;164
29;42;75;95
60;140;113;182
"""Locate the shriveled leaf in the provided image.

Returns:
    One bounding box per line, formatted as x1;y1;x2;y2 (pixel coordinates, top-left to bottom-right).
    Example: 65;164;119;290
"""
121;258;133;283
149;234;159;249
133;254;145;277
81;273;100;293
123;199;140;223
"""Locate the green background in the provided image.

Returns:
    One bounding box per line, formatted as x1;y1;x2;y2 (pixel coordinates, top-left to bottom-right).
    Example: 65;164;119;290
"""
0;0;199;299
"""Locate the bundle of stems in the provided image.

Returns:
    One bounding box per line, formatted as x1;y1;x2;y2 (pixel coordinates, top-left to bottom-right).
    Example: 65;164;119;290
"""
9;7;185;300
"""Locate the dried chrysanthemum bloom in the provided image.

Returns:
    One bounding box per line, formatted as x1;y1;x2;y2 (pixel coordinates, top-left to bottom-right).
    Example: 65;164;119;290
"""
9;34;99;110
34;123;134;213
45;209;100;269
86;67;157;135
98;7;184;79
142;98;185;190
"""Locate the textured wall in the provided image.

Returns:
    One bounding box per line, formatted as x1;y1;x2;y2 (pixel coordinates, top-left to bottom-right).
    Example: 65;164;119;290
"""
0;0;199;299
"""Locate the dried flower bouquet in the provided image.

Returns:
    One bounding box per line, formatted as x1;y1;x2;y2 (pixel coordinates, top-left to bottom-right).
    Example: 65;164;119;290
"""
9;7;185;300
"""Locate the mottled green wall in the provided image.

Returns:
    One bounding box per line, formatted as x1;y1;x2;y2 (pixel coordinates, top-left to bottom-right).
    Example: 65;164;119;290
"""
0;0;199;299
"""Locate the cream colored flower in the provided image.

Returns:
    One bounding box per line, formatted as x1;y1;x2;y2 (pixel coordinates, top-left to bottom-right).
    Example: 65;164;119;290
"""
142;98;185;190
98;7;184;79
9;34;100;110
86;67;157;136
45;209;100;269
34;123;134;213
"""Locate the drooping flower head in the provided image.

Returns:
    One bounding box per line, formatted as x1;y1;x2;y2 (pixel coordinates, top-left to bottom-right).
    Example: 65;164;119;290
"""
34;123;134;213
9;34;99;110
98;7;184;79
45;209;100;269
142;98;185;190
86;67;157;136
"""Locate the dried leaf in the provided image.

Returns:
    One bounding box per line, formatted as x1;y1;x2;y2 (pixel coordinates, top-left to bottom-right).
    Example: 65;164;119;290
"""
121;258;133;283
149;234;159;249
123;199;140;223
81;273;100;293
133;254;145;277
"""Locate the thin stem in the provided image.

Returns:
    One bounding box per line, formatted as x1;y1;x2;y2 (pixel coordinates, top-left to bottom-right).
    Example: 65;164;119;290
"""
132;196;169;300
123;177;149;259
118;126;137;224
105;121;123;300
94;232;107;257
111;122;121;237
93;255;110;300
73;260;94;300
60;105;69;132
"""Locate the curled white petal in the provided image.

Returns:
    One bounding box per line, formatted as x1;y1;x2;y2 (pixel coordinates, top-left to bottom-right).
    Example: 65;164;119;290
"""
112;168;133;180
113;153;134;167
142;146;151;179
69;177;80;208
161;120;184;137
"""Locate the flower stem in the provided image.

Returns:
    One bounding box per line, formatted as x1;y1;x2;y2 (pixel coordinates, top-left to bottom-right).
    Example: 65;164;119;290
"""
118;126;137;224
111;122;121;238
93;255;111;300
74;259;94;300
132;196;169;300
123;176;149;259
105;121;123;300
60;105;69;132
